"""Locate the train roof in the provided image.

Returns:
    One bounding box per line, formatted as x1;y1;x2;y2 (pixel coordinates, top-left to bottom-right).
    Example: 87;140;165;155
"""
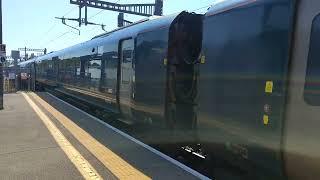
92;14;178;40
206;0;257;17
33;12;183;63
18;58;36;67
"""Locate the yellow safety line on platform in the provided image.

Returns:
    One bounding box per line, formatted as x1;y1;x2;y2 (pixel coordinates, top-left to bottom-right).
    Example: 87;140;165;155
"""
21;92;102;180
30;92;151;180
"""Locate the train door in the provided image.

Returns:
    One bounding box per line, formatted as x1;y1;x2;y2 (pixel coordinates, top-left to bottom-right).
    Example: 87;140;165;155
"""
284;1;320;179
119;39;134;118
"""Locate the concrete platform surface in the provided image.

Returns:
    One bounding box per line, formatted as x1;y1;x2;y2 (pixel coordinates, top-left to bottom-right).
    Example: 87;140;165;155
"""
0;92;209;180
0;93;83;180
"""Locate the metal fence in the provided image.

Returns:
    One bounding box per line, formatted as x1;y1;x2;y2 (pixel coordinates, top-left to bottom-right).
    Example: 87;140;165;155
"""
2;67;33;93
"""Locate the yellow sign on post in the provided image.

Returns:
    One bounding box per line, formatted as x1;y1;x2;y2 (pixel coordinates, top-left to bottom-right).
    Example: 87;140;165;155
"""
265;81;273;93
200;55;206;64
263;115;269;125
163;58;168;65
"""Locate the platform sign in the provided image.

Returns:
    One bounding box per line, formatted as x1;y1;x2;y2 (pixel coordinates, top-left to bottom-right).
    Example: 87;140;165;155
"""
8;73;15;80
265;81;273;93
0;44;6;63
21;73;28;80
0;44;6;57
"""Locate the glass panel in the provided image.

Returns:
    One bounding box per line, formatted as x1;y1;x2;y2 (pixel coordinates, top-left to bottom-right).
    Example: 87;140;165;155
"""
89;58;101;90
101;44;118;94
121;44;133;84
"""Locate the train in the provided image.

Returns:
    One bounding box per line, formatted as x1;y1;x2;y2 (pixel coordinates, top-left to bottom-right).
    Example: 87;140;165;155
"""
18;0;320;179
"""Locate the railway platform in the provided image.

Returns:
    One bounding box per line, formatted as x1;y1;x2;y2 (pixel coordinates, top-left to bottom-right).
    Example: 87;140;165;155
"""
0;92;209;180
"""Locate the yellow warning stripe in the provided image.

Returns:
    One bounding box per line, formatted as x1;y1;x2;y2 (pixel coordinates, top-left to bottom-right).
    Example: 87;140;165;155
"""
21;92;102;180
30;92;151;180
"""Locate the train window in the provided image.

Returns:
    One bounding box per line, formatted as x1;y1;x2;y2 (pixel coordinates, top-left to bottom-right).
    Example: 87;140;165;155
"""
72;57;80;86
106;52;118;68
136;29;168;65
74;54;102;91
122;49;133;63
121;40;134;84
59;59;67;82
47;60;55;81
48;61;53;69
101;46;118;94
65;58;75;84
305;14;320;105
134;28;168;106
41;61;48;79
89;57;102;90
75;59;81;77
79;57;89;77
76;56;90;88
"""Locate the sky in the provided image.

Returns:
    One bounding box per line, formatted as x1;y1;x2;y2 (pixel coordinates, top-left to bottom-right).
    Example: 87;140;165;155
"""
3;0;215;57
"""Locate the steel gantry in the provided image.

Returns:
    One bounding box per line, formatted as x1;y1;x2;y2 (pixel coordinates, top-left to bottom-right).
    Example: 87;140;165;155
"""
61;0;163;28
70;0;163;17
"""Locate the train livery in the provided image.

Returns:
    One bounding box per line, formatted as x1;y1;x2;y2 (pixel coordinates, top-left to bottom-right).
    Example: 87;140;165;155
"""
19;0;320;180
